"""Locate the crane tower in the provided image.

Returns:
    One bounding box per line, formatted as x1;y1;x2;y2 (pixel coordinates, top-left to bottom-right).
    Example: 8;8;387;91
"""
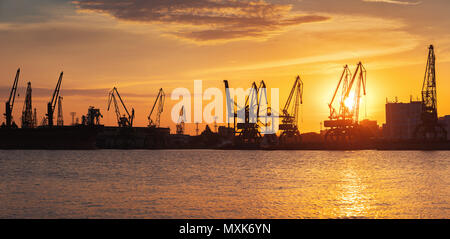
414;45;447;141
3;68;20;128
324;62;367;143
107;87;134;127
21;82;34;128
279;75;303;145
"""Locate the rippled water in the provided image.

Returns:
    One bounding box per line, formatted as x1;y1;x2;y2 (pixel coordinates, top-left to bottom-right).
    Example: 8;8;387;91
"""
0;150;448;218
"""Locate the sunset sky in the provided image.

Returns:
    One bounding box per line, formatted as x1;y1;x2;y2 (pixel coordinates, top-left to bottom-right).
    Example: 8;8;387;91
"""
1;0;450;134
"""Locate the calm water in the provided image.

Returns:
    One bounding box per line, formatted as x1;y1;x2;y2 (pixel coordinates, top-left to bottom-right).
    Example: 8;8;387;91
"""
0;150;448;218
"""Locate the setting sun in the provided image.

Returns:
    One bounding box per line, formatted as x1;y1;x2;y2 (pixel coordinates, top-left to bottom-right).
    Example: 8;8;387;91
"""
344;92;356;111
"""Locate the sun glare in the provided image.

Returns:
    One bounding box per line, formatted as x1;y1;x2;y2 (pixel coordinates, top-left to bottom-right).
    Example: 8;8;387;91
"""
344;92;355;110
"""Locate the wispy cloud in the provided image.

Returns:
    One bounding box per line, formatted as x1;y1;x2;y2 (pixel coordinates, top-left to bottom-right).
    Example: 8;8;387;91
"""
72;0;330;42
199;45;417;75
362;0;421;5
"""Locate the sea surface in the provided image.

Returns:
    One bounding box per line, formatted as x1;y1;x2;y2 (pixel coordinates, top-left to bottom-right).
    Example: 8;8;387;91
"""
0;150;448;219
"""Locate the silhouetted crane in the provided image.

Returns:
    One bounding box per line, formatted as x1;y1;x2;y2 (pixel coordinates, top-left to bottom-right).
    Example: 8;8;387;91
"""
235;81;263;145
57;96;64;126
279;75;303;144
21;82;34;128
46;72;63;127
3;68;20;128
324;62;367;143
328;65;352;122
148;88;165;127
107;87;134;127
82;106;102;126
414;45;447;141
223;80;268;145
176;106;185;134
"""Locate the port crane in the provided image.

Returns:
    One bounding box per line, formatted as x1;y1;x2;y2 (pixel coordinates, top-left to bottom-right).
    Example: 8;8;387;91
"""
414;45;447;141
3;68;20;128
176;106;185;134
324;62;367;143
148;88;165;127
241;81;265;143
57;96;64;126
82;106;102;126
46;72;63;127
107;87;134;127
224;80;271;144
279;75;303;144
21;82;34;128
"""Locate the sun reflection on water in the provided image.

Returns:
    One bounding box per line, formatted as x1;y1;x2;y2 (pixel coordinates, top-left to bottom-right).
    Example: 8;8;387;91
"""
337;167;371;218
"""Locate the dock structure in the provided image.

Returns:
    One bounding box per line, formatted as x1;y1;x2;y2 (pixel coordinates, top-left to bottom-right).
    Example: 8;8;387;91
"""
2;45;450;150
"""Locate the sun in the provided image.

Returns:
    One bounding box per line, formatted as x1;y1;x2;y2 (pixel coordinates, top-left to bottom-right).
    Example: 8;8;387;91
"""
344;92;355;110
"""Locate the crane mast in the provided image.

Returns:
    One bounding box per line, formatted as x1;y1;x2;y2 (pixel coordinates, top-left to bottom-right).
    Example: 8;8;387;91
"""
422;45;437;119
224;80;238;129
57;96;64;126
33;108;37;127
107;87;134;127
279;75;303;144
4;68;20;128
46;72;63;127
21;82;34;128
414;45;446;141
148;88;165;127
176;106;185;134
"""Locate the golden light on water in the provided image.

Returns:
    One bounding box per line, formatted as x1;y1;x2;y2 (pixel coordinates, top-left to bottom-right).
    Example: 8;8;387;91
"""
338;168;370;218
0;150;448;218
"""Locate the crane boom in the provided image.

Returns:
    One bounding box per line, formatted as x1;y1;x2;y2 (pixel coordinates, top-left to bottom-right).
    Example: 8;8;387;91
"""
107;87;134;127
283;76;303;118
148;88;165;127
328;65;351;120
326;63;365;123
4;68;20;128
46;72;63;127
280;75;303;130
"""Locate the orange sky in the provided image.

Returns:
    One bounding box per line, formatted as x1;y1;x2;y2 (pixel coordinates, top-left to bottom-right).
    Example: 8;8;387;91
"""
1;0;450;134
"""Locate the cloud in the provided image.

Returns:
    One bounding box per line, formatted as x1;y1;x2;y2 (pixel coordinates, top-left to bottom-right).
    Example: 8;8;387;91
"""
191;14;421;75
72;0;330;42
0;0;74;23
362;0;421;5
